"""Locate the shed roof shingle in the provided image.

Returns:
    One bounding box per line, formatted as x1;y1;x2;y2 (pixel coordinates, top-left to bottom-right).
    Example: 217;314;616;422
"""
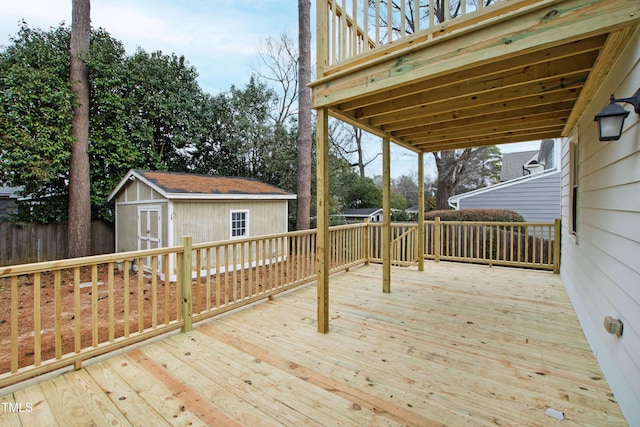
137;170;292;196
108;170;296;201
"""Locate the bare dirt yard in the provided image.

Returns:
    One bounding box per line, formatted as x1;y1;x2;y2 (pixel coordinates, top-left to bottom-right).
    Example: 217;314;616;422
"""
0;260;286;375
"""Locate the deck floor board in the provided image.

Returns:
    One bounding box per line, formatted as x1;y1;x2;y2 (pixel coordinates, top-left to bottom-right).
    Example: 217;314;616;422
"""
0;262;627;426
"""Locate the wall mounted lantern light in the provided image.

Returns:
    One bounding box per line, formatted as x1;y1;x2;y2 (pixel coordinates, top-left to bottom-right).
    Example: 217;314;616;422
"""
594;89;640;141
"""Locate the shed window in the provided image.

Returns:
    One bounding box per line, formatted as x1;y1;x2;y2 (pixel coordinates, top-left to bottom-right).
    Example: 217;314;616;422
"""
231;210;248;238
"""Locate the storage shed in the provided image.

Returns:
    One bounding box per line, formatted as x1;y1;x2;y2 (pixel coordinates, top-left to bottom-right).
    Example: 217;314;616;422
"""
108;170;296;275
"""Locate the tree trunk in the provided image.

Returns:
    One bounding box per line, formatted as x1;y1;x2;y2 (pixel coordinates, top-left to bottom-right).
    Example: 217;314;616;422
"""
435;178;455;210
296;0;312;230
68;0;91;258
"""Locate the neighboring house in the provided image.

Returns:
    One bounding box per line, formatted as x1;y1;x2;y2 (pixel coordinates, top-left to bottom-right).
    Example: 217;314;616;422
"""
342;208;383;223
448;140;561;223
0;186;21;221
108;170;296;276
500;150;539;181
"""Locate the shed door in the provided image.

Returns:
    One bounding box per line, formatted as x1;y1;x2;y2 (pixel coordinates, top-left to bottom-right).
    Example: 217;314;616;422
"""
138;206;161;271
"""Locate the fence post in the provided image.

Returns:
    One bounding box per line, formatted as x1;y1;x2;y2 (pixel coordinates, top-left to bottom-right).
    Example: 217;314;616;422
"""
553;219;561;274
363;218;370;265
180;236;193;332
434;217;441;263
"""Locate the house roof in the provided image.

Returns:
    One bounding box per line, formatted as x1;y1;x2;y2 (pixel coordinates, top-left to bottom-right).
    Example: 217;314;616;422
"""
448;167;561;207
342;208;383;217
500;150;538;181
108;170;296;202
0;186;22;198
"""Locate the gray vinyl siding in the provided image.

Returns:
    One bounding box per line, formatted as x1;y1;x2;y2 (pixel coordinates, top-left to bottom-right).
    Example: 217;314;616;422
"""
458;171;561;223
560;27;640;424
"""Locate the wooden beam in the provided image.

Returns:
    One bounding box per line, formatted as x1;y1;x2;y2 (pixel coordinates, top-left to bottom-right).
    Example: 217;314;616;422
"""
336;35;606;113
368;73;588;127
391;104;575;138
380;90;579;133
415;130;560;153
316;108;330;333
382;135;391;293
404;117;567;144
354;51;599;121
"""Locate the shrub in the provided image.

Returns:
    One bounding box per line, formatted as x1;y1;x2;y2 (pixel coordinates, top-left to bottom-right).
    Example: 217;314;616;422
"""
424;208;526;223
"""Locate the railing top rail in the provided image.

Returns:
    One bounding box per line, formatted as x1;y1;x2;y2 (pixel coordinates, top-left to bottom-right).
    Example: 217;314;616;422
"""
0;246;184;278
425;220;556;227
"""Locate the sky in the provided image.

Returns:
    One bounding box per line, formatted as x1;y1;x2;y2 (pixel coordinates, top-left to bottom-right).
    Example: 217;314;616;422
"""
0;0;299;95
1;0;542;179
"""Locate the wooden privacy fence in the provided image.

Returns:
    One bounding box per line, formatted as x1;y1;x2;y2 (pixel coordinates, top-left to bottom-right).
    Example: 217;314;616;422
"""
0;221;114;266
0;219;558;387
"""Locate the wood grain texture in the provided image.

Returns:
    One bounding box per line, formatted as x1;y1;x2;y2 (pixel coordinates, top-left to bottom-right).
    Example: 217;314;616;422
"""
0;263;626;425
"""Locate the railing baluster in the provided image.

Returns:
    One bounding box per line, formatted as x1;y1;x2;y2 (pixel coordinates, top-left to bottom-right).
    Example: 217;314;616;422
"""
10;276;18;373
387;0;393;43
151;257;158;328
109;262;116;341
34;272;42;366
375;0;381;44
241;242;246;299
215;246;221;308
124;259;130;337
55;269;63;357
164;254;170;324
137;257;144;333
90;265;98;349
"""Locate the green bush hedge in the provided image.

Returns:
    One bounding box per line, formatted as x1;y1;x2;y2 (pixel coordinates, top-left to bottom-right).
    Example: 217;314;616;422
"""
424;209;526;222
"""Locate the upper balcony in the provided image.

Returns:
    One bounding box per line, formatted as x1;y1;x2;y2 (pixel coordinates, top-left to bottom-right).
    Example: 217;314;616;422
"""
311;0;640;152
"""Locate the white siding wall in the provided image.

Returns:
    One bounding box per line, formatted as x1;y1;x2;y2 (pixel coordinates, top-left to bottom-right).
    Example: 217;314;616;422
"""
172;200;289;245
560;28;640;424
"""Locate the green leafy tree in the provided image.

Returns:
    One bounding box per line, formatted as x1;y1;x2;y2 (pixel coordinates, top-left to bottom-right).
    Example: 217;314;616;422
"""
333;167;382;210
123;49;210;172
0;24;74;222
1;24;214;222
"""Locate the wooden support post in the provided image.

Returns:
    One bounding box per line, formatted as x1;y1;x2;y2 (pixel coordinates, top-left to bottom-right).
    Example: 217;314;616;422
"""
180;236;193;333
316;108;330;333
553;218;561;274
434;216;441;263
382;135;391;293
417;152;425;271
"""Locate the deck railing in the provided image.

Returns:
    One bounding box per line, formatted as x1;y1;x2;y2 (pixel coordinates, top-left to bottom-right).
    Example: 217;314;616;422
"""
369;219;559;271
319;0;504;69
0;219;557;387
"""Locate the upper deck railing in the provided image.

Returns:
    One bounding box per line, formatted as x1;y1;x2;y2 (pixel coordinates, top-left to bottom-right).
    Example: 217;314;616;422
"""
318;0;504;74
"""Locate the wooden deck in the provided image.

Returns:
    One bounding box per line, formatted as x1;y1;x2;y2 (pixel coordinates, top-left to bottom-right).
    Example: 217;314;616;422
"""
0;263;627;426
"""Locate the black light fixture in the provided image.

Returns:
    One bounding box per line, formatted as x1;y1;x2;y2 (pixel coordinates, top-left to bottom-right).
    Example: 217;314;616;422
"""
594;89;640;141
